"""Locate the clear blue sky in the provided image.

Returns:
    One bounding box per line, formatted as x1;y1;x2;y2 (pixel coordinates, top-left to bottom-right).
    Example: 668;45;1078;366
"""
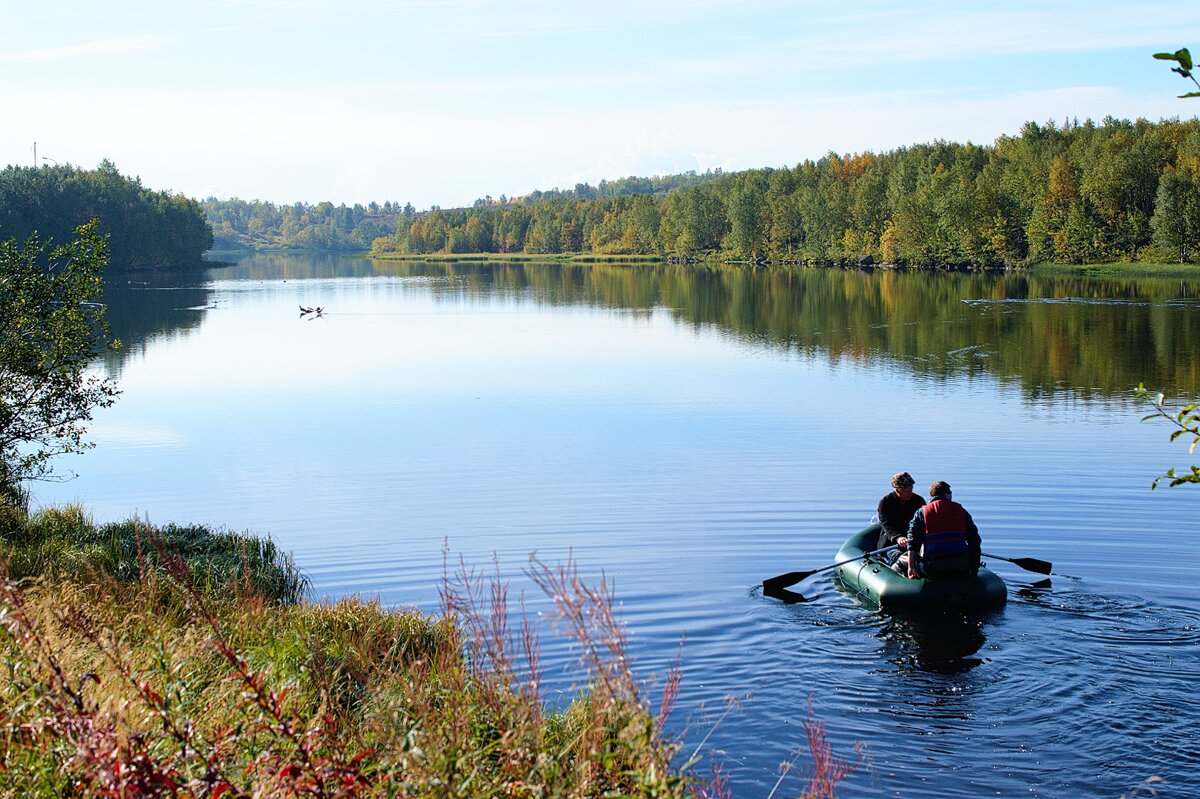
4;1;1197;209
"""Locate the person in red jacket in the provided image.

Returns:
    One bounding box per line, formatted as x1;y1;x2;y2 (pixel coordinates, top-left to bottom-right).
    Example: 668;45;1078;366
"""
904;481;982;579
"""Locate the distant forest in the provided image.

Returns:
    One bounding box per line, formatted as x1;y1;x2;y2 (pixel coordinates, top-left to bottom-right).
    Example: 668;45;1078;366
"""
367;117;1200;267
202;198;403;252
209;118;1200;266
201;172;718;253
9;118;1197;269
0;162;212;269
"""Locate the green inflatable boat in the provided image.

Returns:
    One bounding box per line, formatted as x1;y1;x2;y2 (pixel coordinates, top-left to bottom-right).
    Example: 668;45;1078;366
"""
833;524;1007;612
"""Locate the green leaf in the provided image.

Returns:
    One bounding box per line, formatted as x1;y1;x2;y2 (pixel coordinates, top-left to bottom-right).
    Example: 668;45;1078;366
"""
1154;52;1180;61
1177;48;1193;71
1180;92;1200;98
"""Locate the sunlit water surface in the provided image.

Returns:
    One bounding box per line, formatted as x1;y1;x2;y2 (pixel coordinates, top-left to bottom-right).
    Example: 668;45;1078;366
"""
41;254;1200;798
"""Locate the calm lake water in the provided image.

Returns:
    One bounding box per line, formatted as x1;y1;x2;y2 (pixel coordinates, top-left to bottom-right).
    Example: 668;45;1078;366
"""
41;253;1200;798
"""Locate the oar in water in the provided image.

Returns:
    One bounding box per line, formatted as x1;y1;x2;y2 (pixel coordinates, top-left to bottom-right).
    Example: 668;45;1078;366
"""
981;552;1053;575
762;545;898;604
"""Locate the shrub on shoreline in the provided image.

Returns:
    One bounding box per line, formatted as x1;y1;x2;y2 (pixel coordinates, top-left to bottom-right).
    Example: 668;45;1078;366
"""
0;511;698;797
1;506;858;797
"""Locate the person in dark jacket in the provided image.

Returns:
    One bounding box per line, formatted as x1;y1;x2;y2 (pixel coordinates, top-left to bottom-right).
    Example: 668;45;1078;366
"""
904;481;982;579
877;472;924;560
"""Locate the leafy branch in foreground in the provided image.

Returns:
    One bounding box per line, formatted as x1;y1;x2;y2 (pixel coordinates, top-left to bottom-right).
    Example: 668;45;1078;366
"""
1153;48;1200;98
0;222;120;499
1135;384;1200;488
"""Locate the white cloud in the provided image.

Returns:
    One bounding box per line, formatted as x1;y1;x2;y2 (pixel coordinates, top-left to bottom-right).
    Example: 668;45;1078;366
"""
2;0;1196;207
649;3;1195;80
0;35;172;63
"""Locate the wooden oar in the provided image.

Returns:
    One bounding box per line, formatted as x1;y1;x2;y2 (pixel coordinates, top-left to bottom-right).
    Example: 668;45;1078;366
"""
762;545;898;603
981;552;1052;575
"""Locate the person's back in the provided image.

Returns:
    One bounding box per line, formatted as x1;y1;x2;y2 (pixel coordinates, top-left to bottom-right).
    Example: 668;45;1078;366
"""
906;481;981;578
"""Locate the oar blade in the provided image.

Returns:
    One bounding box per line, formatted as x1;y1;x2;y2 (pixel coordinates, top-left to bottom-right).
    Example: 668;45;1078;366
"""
983;552;1053;575
1009;556;1052;575
762;570;814;591
762;545;897;603
762;583;814;604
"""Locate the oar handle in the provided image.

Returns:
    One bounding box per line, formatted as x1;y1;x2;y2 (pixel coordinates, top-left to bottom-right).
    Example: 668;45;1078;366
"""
821;544;899;576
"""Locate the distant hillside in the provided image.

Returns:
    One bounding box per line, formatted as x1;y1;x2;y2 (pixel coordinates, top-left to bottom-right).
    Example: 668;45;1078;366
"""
0;162;212;269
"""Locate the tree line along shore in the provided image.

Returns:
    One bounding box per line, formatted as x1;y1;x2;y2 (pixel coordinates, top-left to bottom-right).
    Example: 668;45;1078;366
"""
0;161;212;269
207;118;1200;269
11;117;1199;272
368;117;1200;267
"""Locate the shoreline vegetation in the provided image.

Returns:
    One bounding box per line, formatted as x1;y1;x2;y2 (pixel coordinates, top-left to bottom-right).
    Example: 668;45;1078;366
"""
362;249;1200;277
199;117;1200;271
1024;261;1200;278
6;118;1200;275
206;245;1200;282
0;163;211;270
366;115;1200;269
0;503;857;797
366;251;668;265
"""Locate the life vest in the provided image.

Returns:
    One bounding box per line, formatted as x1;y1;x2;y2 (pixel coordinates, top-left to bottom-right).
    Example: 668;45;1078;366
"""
917;498;972;576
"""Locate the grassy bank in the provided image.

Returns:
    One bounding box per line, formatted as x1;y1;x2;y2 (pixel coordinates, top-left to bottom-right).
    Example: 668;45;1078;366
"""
0;503;711;798
366;251;1200;276
1;503;863;797
1023;261;1200;279
368;251;666;265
